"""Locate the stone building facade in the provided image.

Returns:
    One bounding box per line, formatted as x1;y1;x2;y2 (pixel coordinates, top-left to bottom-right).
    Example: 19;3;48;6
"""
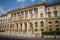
0;2;60;37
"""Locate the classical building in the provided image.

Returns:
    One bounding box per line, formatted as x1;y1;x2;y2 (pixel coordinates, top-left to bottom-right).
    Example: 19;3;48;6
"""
0;2;60;37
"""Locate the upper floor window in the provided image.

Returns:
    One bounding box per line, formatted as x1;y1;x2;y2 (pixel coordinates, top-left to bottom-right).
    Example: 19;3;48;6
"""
48;8;50;10
14;13;16;17
49;25;52;27
40;13;43;17
34;8;38;18
53;10;58;17
19;11;24;20
24;22;27;32
41;29;44;31
54;7;56;9
35;22;38;27
29;10;33;19
55;21;59;27
11;14;13;17
47;12;51;17
40;21;44;27
30;22;33;28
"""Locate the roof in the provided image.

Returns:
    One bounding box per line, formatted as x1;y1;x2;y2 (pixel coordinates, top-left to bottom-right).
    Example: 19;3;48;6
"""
46;2;60;6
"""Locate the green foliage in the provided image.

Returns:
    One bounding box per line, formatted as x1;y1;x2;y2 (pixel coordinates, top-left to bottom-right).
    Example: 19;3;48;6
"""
42;30;60;35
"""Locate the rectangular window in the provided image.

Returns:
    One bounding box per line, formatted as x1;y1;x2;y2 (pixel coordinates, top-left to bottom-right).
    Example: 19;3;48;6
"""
56;28;59;30
11;14;13;17
30;22;33;27
35;29;38;32
49;25;52;27
48;14;51;17
40;13;43;17
30;22;33;32
20;23;22;32
35;22;38;27
29;10;33;19
34;8;38;18
56;25;59;27
49;29;52;31
24;22;27;32
48;12;51;17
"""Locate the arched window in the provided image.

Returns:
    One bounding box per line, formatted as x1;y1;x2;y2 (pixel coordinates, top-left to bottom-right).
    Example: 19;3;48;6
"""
30;22;33;28
53;10;58;17
35;22;38;27
48;21;52;27
47;12;51;17
40;21;44;27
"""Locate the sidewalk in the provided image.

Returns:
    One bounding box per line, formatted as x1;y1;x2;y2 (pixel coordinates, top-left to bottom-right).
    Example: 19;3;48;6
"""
0;32;60;38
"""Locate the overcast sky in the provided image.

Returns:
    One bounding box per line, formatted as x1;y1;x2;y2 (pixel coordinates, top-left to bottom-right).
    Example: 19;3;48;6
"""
0;0;60;15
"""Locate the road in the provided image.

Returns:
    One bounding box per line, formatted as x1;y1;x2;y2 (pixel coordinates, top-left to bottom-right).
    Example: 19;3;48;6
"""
0;35;60;40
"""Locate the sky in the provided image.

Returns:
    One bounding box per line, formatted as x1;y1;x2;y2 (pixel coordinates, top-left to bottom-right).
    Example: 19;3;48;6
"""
0;0;60;15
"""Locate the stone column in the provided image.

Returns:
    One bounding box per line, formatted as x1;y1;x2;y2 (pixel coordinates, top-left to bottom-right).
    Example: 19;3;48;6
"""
27;22;29;33
28;10;30;19
18;23;20;32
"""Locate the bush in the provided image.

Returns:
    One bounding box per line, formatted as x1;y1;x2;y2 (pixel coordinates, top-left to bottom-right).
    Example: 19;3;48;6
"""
42;30;60;35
